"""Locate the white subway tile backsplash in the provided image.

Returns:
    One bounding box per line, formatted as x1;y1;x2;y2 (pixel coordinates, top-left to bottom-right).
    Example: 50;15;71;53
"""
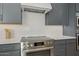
0;12;63;43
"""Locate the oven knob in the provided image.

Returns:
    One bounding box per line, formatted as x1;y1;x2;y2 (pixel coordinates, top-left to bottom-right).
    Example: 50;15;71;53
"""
30;44;34;47
26;44;30;48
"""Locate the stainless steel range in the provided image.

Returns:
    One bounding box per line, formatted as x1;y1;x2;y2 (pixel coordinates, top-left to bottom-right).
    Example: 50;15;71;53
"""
21;36;54;56
77;34;79;49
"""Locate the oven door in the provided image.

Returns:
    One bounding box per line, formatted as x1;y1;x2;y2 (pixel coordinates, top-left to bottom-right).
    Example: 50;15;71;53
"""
77;17;79;27
77;34;79;49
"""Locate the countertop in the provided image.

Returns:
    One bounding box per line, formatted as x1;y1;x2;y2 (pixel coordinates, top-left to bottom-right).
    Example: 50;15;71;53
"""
47;35;76;40
0;35;76;44
0;39;20;44
21;35;76;42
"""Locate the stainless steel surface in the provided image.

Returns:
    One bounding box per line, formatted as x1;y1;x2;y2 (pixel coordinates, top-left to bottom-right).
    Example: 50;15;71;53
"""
77;16;79;27
23;41;53;50
21;36;53;42
76;33;79;50
77;34;79;49
22;36;54;50
21;36;54;56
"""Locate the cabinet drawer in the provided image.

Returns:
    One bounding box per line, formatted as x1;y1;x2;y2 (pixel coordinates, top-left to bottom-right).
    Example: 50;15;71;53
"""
0;43;20;51
0;50;21;56
66;39;76;43
54;40;65;45
54;44;65;49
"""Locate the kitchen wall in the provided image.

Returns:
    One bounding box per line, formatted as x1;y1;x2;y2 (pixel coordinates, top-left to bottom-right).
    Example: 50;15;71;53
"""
0;11;63;43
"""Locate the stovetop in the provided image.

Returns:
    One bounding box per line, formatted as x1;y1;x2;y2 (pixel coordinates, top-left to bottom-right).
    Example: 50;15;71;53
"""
21;36;53;42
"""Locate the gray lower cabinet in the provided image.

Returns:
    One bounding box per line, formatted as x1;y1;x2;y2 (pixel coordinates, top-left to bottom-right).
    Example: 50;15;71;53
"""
66;39;76;56
53;39;76;56
0;43;21;56
45;3;69;25
54;40;66;56
3;3;22;24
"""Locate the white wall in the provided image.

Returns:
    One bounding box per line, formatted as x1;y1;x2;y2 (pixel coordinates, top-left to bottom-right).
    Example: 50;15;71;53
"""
0;11;63;43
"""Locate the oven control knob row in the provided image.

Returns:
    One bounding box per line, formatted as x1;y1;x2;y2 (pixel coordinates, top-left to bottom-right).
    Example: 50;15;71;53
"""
25;44;34;47
30;44;34;47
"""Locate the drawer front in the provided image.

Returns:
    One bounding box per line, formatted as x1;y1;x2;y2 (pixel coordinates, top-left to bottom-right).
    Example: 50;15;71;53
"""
0;50;21;56
66;39;76;44
54;44;65;49
0;43;20;51
54;40;65;45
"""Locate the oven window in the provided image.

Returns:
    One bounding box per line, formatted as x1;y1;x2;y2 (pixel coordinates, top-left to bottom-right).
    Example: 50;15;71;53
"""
78;18;79;24
78;36;79;45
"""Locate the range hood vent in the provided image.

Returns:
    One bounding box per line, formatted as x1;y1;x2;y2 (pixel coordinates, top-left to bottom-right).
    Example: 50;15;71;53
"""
24;8;45;13
21;3;52;14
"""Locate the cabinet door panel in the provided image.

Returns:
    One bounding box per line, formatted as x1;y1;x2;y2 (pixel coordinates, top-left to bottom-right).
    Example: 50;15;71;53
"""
66;43;76;56
54;40;66;56
63;4;76;37
3;3;22;24
45;3;69;25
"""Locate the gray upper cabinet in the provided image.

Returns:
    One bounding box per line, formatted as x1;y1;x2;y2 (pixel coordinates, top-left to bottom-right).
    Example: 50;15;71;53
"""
3;3;22;24
63;4;76;37
76;3;79;12
45;3;69;25
0;3;3;23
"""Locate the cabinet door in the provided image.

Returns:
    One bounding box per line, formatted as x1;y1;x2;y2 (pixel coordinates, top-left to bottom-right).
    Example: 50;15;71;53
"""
66;43;76;56
3;3;22;24
63;3;76;37
45;3;69;25
54;44;66;56
0;3;3;23
76;3;79;11
54;40;66;56
66;39;76;56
